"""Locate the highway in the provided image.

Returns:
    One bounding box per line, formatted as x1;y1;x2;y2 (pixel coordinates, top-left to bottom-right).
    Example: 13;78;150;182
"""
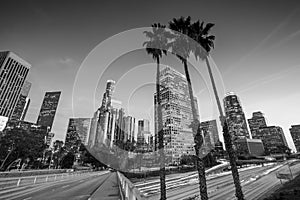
0;171;121;200
136;161;300;200
1;161;300;200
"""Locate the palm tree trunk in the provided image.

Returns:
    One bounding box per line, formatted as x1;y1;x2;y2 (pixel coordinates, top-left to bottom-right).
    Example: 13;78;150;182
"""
156;58;166;200
223;121;245;200
183;59;208;200
205;56;224;120
205;56;245;200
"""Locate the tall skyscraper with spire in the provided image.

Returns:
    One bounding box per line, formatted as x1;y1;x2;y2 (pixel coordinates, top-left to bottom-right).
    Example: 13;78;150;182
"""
0;51;31;119
223;92;250;139
96;80;116;146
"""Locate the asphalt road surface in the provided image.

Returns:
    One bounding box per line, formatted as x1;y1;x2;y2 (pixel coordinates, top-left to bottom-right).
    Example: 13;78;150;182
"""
136;161;300;200
0;171;121;200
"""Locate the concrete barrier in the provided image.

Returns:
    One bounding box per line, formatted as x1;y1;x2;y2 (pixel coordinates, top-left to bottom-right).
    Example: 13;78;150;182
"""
117;171;145;200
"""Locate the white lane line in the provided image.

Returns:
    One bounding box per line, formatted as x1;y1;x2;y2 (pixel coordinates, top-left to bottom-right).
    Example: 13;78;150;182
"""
62;184;70;188
23;197;32;200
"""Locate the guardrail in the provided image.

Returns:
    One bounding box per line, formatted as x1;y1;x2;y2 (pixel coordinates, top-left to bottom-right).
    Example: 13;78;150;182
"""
0;170;96;190
117;171;144;200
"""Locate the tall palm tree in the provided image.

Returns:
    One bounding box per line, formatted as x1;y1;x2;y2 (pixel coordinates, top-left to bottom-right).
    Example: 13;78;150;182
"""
189;20;245;200
143;23;172;200
169;16;208;200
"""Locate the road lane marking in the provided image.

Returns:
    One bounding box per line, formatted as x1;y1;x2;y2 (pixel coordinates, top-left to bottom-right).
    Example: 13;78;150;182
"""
62;184;70;188
23;197;32;200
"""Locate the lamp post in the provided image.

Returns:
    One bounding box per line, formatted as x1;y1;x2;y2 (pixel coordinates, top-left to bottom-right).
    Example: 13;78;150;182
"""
0;142;14;171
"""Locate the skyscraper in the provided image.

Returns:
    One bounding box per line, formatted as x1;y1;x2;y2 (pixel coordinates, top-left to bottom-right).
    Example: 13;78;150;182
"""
36;91;61;131
96;80;115;146
65;118;92;150
290;125;300;152
154;66;197;164
256;126;288;154
200;120;219;148
224;92;250;139
0;51;31;118
88;109;100;147
124;116;136;143
248;111;267;137
137;119;151;151
11;81;32;121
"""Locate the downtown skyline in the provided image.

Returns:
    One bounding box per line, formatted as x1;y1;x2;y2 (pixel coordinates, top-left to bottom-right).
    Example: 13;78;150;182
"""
1;0;300;151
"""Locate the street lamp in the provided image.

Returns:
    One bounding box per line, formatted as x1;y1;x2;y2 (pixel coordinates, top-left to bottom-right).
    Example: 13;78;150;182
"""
0;142;15;171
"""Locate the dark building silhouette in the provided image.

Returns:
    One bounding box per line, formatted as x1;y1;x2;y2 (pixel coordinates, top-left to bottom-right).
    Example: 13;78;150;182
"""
65;118;92;152
200;120;219;148
256;126;288;154
224;92;250;139
36;91;61;131
11;81;31;121
235;138;264;156
0;51;31;118
248;111;267;138
290;125;300;152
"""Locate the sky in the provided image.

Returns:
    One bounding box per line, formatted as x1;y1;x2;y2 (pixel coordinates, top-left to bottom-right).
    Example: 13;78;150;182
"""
0;0;300;151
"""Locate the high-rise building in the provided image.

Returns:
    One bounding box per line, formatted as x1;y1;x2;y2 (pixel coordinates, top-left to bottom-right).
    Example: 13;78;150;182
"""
96;80;115;146
137;119;152;151
36;91;61;131
290;125;300;152
255;126;288;154
88;109;100;148
248;111;267;137
154;66;197;164
0;51;31;118
11;81;32;121
224;92;250;139
65;118;92;151
200;120;219;148
235;138;264;156
124;116;136;143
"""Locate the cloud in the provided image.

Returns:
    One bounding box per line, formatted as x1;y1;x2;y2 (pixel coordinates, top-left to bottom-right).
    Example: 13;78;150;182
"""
59;57;77;67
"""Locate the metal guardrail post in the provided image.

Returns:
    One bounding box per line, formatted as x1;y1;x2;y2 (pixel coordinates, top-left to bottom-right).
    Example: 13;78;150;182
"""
17;178;21;186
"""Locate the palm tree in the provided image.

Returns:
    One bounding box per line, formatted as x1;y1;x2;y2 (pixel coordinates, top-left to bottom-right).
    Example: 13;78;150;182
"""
169;16;208;200
143;23;172;200
189;20;245;200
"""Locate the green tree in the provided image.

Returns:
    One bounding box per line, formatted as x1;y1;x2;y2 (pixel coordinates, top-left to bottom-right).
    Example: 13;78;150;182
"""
169;16;209;200
143;23;172;200
189;20;244;200
52;140;66;169
0;128;46;170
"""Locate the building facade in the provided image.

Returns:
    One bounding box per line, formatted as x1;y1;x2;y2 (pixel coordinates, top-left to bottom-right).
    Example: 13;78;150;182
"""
154;66;197;165
11;81;32;121
137;119;152;152
248;111;267;138
200;120;219;148
290;125;300;152
96;80;115;146
65;118;92;152
255;126;288;154
224;92;250;139
0;51;31;118
235;138;264;156
36;91;61;131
